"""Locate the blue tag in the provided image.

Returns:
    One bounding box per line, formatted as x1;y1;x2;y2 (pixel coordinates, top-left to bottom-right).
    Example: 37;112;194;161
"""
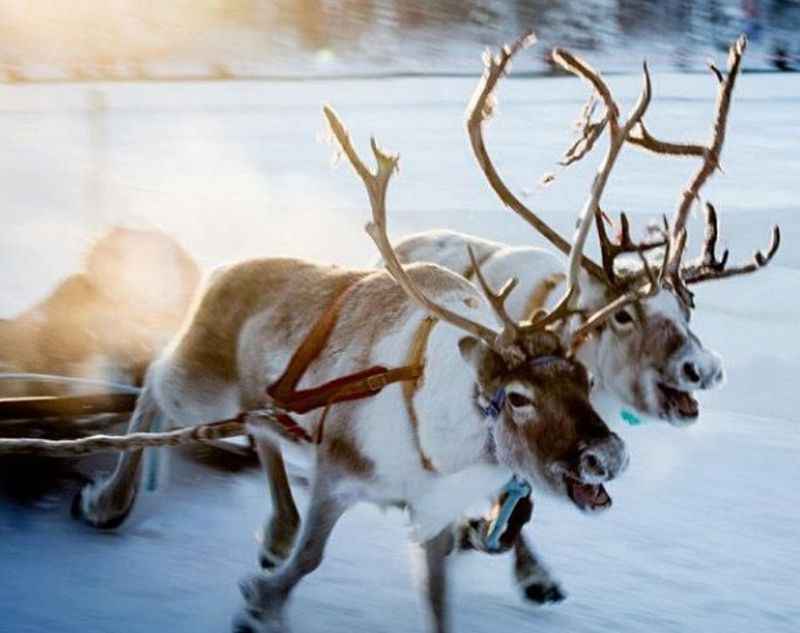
620;408;643;426
484;475;532;553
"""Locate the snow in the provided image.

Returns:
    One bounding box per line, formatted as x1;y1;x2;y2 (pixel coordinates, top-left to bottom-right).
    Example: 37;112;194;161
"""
1;67;799;632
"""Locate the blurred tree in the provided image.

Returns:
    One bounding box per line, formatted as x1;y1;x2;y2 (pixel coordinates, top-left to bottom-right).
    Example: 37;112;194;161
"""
513;0;561;33
295;0;328;49
616;0;659;35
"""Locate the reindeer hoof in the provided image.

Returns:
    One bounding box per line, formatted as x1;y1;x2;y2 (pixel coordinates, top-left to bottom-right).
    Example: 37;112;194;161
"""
521;580;566;605
70;482;137;530
232;606;287;633
259;546;289;571
259;553;276;571
259;552;278;571
237;573;288;632
232;611;262;633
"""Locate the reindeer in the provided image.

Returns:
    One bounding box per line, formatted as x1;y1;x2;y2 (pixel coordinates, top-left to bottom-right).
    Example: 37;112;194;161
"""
72;100;643;633
0;227;201;398
391;34;780;603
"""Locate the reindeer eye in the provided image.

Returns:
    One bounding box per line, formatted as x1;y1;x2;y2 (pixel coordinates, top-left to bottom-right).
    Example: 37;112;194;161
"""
507;392;532;408
614;309;633;325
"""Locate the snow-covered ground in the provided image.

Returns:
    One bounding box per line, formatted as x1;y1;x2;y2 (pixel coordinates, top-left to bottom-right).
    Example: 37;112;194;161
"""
0;63;798;632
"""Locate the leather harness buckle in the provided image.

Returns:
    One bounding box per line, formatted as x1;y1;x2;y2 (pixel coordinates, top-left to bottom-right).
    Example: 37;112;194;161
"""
367;374;387;392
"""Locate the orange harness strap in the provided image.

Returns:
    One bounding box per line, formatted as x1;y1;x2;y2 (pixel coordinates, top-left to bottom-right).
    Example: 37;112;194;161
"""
267;280;424;444
268;280;358;406
401;316;439;472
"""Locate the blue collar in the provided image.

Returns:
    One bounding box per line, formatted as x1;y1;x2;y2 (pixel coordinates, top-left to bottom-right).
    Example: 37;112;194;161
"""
478;387;506;419
529;354;570;369
478;356;565;420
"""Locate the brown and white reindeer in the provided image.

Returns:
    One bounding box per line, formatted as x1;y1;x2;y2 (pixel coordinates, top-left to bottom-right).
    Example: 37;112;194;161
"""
392;34;780;603
73;101;641;633
0;227;201;399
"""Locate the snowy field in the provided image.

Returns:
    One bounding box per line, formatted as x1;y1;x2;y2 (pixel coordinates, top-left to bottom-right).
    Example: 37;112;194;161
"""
0;62;799;633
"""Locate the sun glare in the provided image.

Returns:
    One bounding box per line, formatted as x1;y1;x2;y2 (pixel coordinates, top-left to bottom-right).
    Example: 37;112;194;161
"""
0;2;230;66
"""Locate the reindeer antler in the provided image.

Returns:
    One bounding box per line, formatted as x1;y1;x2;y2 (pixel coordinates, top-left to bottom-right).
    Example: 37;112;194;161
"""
323;105;527;363
466;35;671;341
465;31;607;283
560;36;777;304
659;36;755;305
594;210;667;287
681;202;780;284
550;49;668;293
467;245;521;333
543;49;676;335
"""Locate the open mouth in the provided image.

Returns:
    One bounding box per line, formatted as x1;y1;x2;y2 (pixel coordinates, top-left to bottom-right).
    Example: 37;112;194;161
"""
564;476;612;512
657;383;699;420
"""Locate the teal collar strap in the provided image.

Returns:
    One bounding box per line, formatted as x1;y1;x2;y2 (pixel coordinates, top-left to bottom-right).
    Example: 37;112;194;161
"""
620;408;644;426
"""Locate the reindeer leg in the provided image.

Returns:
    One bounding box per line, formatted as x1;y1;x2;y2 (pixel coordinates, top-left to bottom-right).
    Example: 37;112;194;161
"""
72;384;160;528
421;527;455;633
234;472;351;633
254;439;300;570
513;534;566;605
453;483;565;605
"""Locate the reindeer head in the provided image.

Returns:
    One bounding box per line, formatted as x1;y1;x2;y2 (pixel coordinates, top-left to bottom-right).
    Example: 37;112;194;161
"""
460;329;626;511
587;274;723;426
324;103;629;513
466;34;779;427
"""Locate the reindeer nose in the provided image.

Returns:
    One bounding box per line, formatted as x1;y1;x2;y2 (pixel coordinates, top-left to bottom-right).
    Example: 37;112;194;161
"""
682;361;702;384
579;434;628;483
682;354;725;389
581;451;608;480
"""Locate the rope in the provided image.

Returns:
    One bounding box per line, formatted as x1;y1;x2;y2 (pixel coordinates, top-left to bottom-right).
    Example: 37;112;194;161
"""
0;407;282;457
0;373;142;395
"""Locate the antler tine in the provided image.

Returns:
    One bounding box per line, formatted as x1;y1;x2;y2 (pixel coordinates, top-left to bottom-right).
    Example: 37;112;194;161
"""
467;245;521;335
664;227;691;304
594;209;667;286
701;202;729;271
323;105;512;356
755;227;781;266
561;93;608;167
594;208;618;283
552;49;621;126
627;121;706;157
665;35;747;290
657;214;672;286
465;32;607;283
681;202;780;284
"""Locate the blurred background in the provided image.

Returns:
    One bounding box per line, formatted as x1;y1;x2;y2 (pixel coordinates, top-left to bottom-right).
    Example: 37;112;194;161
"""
1;3;798;633
0;0;798;81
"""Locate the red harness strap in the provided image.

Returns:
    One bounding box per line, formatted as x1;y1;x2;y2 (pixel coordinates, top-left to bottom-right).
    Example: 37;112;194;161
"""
266;280;423;443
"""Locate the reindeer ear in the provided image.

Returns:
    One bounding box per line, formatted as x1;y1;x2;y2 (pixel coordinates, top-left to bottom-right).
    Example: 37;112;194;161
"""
458;337;504;382
458;336;481;366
